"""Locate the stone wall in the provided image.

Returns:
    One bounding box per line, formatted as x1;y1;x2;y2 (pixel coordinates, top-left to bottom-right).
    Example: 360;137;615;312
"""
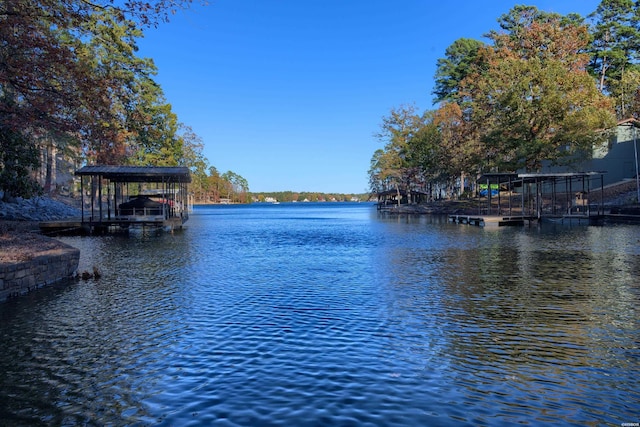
0;244;80;301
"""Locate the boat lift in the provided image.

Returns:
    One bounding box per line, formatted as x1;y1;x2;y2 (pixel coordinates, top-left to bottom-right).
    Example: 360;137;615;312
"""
74;165;192;233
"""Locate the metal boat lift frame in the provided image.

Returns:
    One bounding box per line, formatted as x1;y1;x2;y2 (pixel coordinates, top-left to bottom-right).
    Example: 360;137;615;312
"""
75;165;192;233
478;171;607;224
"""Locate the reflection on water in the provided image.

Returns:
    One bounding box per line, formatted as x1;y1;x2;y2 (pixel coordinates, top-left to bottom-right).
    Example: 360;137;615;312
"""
0;204;638;426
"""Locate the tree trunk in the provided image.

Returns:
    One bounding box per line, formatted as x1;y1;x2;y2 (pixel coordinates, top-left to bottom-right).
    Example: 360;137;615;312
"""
44;143;56;194
599;57;607;93
620;64;626;118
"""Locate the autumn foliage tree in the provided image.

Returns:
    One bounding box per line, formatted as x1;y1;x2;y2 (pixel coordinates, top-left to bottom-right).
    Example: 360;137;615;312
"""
370;105;427;199
369;5;617;197
465;8;616;171
0;0;200;200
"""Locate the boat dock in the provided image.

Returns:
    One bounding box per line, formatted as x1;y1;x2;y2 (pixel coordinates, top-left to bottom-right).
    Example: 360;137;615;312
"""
448;214;611;227
39;217;187;235
38;165;192;235
39;219;86;235
448;215;536;227
540;214;605;226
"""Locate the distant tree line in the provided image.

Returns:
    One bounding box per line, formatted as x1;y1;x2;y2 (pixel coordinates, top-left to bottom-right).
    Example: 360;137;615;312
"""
369;2;639;199
0;0;249;203
248;191;369;203
190;167;251;204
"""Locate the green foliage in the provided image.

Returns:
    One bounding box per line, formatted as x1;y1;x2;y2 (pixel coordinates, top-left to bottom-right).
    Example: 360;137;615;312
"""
0;129;42;201
433;38;485;104
472;9;616;171
3;0;632;202
588;0;640;118
369;106;462;197
247;192;368;203
370;104;431;192
216;171;252;203
190;168;251;204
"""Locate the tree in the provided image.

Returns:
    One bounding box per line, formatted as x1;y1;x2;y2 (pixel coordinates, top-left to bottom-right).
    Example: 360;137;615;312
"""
1;1;94;199
221;171;249;203
370;105;450;202
368;149;387;194
127;89;182;166
489;5;585;39
177;124;209;201
433;101;482;195
80;10;158;164
204;166;222;203
0;130;41;201
618;68;640;117
433;38;485;105
0;0;197;198
375;105;426;191
588;0;640;117
462;8;616;171
178;125;208;173
368;148;402;195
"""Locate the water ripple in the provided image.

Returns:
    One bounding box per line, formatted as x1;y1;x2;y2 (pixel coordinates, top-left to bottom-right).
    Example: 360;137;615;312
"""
0;206;638;425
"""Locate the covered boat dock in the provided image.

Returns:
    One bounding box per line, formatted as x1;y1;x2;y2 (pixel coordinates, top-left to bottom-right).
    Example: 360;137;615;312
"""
450;171;607;227
376;189;430;210
42;165;192;234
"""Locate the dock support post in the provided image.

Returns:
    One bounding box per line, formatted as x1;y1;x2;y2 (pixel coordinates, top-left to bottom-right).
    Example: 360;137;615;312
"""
80;175;85;223
600;174;604;216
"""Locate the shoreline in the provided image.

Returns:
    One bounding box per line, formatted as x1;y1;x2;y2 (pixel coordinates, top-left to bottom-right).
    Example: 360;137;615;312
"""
1;221;64;264
0;220;80;302
2;188;639;273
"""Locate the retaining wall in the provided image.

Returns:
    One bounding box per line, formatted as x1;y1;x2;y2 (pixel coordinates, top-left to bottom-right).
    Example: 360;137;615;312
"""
0;245;79;301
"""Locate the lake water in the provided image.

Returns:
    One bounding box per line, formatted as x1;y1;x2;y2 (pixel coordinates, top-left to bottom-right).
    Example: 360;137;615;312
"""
1;203;639;426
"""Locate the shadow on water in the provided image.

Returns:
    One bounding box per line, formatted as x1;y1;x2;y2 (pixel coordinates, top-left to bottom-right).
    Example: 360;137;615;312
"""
0;228;196;426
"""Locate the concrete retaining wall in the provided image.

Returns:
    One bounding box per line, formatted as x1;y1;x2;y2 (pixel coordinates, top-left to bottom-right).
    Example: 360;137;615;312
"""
0;245;79;301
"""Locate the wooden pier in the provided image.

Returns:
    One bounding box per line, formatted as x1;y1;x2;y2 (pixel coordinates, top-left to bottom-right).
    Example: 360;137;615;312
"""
448;214;610;227
39;217;187;235
39;219;86;235
540;214;604;226
448;215;536;227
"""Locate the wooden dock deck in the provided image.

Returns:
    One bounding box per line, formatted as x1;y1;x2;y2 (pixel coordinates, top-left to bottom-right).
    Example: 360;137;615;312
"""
448;215;536;227
40;217;186;235
39;219;86;235
449;214;610;227
540;214;604;226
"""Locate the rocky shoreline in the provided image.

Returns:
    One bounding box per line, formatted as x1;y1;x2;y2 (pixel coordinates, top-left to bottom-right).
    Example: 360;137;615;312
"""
0;195;81;222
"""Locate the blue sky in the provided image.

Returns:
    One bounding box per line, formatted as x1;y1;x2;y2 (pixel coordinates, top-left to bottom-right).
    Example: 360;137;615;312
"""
137;0;602;194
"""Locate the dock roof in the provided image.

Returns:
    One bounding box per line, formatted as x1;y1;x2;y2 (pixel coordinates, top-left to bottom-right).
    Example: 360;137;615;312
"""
478;171;606;184
75;165;191;183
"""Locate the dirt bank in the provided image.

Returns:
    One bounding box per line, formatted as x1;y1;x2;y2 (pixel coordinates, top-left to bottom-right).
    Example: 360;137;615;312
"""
0;221;66;264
